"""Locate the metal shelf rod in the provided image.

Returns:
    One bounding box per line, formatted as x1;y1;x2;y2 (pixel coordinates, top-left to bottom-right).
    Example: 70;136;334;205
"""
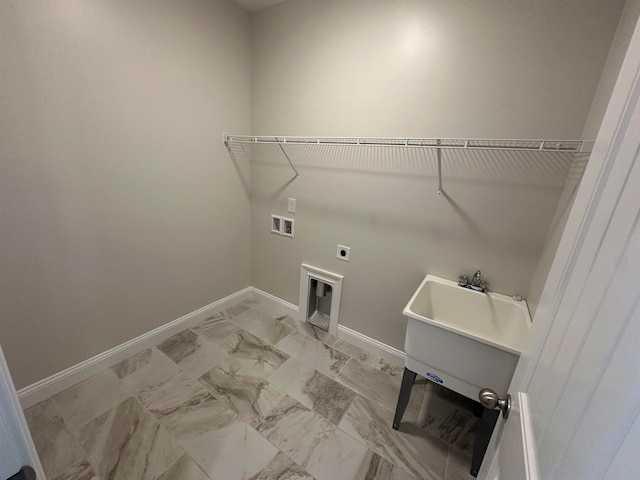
277;137;299;179
436;139;443;196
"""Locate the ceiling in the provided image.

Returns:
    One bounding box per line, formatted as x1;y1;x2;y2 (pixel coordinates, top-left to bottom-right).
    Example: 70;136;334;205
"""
233;0;286;13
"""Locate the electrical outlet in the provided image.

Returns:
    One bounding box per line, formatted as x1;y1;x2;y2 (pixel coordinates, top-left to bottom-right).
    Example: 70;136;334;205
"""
271;215;282;235
288;198;296;213
337;245;350;261
282;217;294;238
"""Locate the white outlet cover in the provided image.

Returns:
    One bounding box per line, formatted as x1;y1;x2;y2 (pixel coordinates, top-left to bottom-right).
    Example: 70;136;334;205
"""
337;245;350;261
282;217;295;238
271;214;282;235
288;198;296;213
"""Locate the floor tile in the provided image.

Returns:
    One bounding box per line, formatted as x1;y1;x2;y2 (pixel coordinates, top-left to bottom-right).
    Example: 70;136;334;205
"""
225;302;251;319
51;368;129;433
241;298;261;306
135;366;237;440
243;298;290;320
218;328;289;377
51;460;98;480
333;339;378;365
78;397;183;480
156;454;212;480
256;396;335;466
302;426;375;480
111;347;180;395
24;398;87;479
336;359;426;423
336;358;402;412
354;453;419;480
252;452;316;480
378;360;404;379
276;330;349;378
233;307;294;345
156;329;227;379
256;396;372;480
421;383;478;455
269;357;355;424
389;467;421;480
191;313;241;344
166;394;238;442
333;340;405;381
280;316;338;347
199;359;285;427
339;395;449;480
445;446;474;480
454;422;477;455
23;300;461;480
181;421;279;480
433;409;477;455
135;369;211;424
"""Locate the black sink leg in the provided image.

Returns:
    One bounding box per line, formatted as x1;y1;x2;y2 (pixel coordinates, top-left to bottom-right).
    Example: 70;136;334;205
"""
392;367;417;430
470;407;500;477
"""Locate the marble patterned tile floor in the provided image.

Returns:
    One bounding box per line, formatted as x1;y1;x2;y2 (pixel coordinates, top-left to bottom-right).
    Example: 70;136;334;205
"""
24;298;477;480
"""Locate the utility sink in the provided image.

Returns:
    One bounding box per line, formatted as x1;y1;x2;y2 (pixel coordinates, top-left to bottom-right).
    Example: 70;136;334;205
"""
403;274;531;399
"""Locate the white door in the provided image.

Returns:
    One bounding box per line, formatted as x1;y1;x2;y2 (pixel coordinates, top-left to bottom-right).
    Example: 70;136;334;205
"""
0;344;44;479
479;14;640;480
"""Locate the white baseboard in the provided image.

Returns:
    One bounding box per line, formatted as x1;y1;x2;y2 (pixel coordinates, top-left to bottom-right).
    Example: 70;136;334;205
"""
18;286;406;409
17;287;252;409
249;287;406;367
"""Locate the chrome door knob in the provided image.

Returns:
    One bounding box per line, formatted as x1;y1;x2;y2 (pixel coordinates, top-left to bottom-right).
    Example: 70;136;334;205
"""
478;388;511;419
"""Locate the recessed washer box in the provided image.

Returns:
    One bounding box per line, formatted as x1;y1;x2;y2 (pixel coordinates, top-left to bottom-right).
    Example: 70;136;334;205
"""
299;264;343;337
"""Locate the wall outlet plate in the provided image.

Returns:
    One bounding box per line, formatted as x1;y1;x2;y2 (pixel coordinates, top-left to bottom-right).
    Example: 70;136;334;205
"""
288;198;296;213
337;245;350;261
282;217;295;238
271;214;283;235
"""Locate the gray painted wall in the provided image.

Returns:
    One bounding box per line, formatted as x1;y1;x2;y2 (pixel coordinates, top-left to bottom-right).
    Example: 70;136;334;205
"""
0;0;251;389
527;0;640;317
249;0;625;351
0;0;630;389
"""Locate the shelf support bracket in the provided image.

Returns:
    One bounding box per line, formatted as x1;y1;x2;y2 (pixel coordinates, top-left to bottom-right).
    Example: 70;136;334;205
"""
277;138;300;179
437;139;443;196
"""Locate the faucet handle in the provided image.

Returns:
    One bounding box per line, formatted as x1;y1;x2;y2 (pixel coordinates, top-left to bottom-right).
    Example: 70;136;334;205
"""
459;275;469;285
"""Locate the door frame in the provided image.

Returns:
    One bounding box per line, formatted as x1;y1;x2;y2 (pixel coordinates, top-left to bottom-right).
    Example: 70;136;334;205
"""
0;343;45;478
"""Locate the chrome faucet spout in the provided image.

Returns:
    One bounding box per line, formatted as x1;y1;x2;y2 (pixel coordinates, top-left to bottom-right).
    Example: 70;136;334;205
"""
458;270;487;293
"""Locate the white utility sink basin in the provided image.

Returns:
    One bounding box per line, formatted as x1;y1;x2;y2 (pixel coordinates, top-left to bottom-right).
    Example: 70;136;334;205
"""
403;274;531;399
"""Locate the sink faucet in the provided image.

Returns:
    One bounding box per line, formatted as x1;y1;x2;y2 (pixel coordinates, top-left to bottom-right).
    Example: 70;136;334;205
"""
458;270;487;293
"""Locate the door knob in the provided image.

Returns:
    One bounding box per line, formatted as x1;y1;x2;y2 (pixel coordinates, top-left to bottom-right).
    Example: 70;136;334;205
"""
478;388;511;419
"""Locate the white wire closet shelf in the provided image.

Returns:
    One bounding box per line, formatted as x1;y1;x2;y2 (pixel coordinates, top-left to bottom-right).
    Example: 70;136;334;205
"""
224;134;594;152
223;134;594;195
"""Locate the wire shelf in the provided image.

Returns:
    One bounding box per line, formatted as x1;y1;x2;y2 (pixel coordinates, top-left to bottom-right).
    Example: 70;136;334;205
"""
224;134;593;153
224;134;592;194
